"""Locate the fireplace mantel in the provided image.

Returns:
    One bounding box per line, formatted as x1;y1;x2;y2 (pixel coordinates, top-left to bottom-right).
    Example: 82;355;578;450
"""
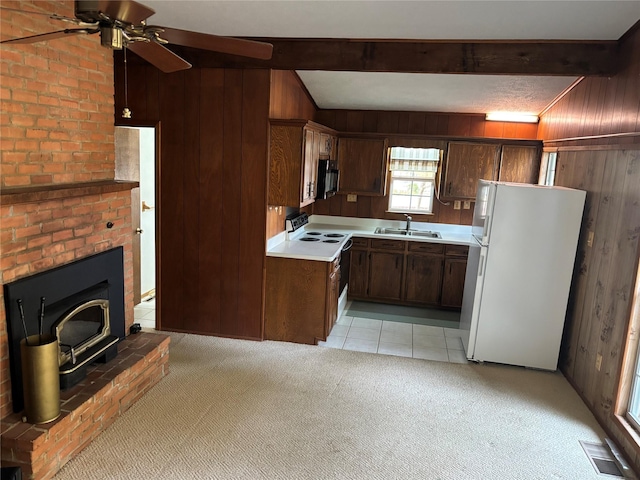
1;180;139;205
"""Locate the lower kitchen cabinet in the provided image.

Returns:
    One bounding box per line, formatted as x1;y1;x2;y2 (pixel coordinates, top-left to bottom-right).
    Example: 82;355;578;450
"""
368;251;404;300
349;246;369;297
348;237;468;310
404;253;444;306
326;264;340;334
265;256;340;344
440;244;469;308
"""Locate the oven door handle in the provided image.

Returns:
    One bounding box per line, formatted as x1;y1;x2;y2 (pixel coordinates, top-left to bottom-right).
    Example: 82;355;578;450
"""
341;238;353;252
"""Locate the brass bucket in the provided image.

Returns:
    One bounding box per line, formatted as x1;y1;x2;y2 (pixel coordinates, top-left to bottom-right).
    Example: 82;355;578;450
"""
20;334;60;424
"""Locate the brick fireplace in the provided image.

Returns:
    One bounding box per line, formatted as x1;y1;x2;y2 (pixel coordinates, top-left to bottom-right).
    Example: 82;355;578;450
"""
1;2;169;478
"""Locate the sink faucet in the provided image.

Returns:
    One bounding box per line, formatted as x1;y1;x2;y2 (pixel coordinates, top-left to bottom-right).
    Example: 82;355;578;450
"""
404;214;412;231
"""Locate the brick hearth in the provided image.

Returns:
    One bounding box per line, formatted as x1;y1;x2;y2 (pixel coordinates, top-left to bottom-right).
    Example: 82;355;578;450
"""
1;332;170;480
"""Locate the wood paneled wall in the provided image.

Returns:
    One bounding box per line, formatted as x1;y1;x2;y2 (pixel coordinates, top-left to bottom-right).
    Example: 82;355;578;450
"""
538;24;640;146
316;110;539;140
540;24;640;472
114;60;270;340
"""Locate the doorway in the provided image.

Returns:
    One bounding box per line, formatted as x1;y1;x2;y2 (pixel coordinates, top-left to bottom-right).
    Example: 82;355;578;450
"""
114;126;157;329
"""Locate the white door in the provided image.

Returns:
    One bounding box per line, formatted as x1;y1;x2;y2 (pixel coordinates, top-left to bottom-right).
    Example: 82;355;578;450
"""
138;128;155;299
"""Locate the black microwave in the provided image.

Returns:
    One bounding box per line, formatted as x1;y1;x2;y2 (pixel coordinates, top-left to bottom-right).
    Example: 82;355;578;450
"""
316;159;339;200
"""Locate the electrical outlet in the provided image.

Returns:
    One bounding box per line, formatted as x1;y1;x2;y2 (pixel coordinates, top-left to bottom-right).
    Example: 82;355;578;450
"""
595;353;602;371
347;194;357;202
454;200;461;210
463;201;471;210
587;231;595;247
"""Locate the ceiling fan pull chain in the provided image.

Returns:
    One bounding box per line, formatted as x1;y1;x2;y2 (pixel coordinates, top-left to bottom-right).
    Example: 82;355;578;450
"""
122;47;132;119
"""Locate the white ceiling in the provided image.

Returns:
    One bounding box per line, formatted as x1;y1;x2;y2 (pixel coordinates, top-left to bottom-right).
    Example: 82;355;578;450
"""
143;1;640;115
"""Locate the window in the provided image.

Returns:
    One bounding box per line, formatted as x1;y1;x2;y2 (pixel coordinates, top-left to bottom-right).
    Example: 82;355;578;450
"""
623;256;640;432
388;147;441;214
541;151;557;186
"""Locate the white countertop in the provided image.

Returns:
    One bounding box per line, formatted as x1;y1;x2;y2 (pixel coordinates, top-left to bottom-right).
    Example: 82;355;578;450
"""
266;215;474;262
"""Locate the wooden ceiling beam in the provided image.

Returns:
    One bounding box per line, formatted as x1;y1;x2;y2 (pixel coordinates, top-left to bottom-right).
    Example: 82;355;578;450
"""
167;39;619;76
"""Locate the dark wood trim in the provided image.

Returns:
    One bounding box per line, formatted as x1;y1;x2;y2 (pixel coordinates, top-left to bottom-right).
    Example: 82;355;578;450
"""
163;39;619;76
0;180;139;205
291;70;319;111
539;77;585;117
555;144;640;152
543;131;640;144
619;19;640;45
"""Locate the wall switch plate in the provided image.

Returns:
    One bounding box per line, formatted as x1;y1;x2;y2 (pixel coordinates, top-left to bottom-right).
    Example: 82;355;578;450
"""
587;231;595;247
347;194;357;202
454;200;461;210
463;201;471;209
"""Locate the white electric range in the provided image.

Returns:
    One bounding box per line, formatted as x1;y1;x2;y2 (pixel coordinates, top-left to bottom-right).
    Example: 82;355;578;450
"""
268;212;352;264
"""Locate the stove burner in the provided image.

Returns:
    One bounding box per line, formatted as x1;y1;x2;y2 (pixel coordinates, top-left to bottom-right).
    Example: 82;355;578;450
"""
324;233;345;238
299;237;320;242
323;239;340;243
306;232;322;235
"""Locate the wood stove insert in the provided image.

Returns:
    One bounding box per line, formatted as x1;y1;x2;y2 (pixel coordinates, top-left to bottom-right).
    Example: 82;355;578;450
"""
3;247;126;412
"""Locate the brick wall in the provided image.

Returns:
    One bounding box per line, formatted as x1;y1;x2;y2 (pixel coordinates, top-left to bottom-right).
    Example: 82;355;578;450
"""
0;1;115;187
0;1;134;418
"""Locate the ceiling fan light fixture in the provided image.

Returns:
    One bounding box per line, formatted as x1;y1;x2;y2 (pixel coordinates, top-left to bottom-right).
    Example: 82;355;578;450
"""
100;26;123;49
485;112;539;123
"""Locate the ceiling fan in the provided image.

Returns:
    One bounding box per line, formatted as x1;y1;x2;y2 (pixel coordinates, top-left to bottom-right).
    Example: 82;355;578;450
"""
0;0;273;73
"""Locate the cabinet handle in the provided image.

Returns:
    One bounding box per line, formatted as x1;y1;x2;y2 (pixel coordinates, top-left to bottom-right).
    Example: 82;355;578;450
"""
447;182;452;194
449;263;452;275
395;257;399;269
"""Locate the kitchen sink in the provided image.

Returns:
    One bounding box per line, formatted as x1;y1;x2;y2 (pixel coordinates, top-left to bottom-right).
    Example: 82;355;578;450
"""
410;231;442;238
374;227;441;238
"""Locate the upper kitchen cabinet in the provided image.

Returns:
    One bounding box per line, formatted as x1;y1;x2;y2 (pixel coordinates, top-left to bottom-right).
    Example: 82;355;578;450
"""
337;136;389;196
269;120;337;208
442;142;500;199
498;145;541;184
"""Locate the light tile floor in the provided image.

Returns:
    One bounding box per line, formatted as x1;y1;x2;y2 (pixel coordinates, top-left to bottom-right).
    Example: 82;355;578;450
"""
134;297;156;329
134;298;467;364
318;310;468;364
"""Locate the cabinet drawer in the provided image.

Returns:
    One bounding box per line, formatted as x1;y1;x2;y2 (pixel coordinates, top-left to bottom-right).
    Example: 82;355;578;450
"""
351;237;370;248
370;239;405;251
408;242;444;254
445;244;469;257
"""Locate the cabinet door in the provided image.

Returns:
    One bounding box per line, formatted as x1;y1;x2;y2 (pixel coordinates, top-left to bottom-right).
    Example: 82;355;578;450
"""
301;128;318;205
319;132;335;157
443;142;499;199
368;251;403;300
441;258;468;308
498;145;540;184
337;137;389;195
349;248;369;297
326;265;340;335
404;255;443;305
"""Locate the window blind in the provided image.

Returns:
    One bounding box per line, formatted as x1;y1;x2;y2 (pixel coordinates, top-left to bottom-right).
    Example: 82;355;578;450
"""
389;147;440;173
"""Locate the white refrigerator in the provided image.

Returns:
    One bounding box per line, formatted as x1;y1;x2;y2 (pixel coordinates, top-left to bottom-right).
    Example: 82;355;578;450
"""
460;180;586;370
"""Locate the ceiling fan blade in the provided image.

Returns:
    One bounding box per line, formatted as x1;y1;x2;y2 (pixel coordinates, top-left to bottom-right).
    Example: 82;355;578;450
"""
75;0;154;24
160;27;273;60
127;41;192;73
0;29;92;45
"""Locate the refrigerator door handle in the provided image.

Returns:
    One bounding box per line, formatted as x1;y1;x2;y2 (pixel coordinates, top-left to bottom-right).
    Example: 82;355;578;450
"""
483;214;491;245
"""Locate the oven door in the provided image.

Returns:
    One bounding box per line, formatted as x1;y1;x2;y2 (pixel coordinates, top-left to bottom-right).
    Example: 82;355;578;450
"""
339;239;353;295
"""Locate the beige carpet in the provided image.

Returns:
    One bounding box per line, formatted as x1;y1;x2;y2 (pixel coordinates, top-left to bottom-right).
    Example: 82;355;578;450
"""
54;332;607;479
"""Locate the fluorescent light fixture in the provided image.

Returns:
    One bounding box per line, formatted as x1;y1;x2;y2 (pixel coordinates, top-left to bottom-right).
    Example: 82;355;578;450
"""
485;112;539;123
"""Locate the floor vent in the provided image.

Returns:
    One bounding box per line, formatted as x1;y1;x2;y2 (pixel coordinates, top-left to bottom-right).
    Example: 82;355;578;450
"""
580;440;629;478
